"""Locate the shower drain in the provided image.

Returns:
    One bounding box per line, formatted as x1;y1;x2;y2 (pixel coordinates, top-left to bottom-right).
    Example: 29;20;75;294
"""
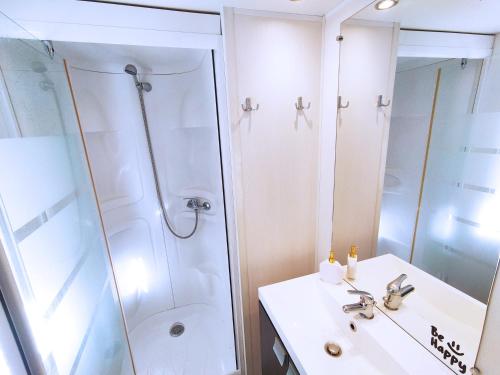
169;322;185;337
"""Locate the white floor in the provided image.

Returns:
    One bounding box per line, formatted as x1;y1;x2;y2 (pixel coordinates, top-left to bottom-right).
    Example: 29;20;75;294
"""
129;304;233;375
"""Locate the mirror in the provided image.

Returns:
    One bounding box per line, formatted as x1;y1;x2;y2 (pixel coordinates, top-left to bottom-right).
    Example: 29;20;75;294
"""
333;0;500;373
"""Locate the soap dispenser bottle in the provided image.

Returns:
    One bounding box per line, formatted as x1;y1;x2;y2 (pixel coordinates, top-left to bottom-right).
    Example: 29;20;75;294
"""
320;249;344;285
347;245;358;280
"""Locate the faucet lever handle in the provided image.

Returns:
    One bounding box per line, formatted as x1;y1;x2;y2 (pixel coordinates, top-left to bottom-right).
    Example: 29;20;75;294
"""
386;273;408;292
347;290;374;302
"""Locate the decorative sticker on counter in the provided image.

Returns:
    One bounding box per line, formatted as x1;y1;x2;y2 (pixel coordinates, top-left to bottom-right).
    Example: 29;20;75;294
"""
430;325;467;374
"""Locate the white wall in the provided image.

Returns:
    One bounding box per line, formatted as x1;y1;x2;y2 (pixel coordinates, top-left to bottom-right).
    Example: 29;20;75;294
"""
472;34;500;373
223;9;322;374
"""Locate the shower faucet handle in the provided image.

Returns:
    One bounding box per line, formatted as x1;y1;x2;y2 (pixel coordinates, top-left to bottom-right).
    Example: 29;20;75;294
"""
185;197;211;211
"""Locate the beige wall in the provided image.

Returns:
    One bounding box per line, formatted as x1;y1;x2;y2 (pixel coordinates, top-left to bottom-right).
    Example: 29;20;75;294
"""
332;22;399;264
223;9;322;374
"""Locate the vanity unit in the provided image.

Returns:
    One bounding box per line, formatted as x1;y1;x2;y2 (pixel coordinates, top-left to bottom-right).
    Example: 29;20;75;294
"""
259;303;299;375
258;255;476;374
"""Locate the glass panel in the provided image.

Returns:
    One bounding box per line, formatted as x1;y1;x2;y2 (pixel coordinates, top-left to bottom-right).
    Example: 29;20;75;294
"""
411;59;499;304
376;57;499;303
0;13;133;375
373;57;496;370
377;58;439;262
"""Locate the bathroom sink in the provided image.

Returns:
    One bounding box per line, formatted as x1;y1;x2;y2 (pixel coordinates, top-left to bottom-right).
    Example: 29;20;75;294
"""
317;280;408;374
259;274;452;374
349;254;486;372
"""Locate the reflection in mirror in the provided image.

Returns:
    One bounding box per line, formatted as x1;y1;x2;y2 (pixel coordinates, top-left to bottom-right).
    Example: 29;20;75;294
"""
377;56;497;303
333;0;500;373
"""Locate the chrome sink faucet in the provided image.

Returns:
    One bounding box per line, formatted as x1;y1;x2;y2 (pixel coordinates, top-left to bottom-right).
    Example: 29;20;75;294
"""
342;290;376;319
383;274;415;310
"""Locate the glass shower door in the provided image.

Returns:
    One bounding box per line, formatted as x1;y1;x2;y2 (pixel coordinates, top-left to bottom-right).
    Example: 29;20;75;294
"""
0;12;134;375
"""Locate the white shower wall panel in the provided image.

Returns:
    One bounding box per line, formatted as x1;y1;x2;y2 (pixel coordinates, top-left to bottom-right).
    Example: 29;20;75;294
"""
140;55;235;357
142;54;232;313
69;67;175;329
68;51;234;353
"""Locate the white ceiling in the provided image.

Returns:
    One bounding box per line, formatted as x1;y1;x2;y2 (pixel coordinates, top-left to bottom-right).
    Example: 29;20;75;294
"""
96;0;344;16
353;0;500;34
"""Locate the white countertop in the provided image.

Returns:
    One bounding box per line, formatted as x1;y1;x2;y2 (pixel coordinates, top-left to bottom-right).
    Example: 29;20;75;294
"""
259;273;454;374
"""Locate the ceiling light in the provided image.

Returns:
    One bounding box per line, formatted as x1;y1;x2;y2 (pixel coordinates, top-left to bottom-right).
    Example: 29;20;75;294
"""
375;0;399;10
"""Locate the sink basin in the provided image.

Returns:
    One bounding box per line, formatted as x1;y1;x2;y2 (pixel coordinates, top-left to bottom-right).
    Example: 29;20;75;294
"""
349;254;486;373
317;280;408;374
259;273;452;374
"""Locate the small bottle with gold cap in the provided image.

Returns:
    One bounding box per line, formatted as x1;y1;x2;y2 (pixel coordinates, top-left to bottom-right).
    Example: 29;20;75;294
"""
347;245;358;280
319;249;345;285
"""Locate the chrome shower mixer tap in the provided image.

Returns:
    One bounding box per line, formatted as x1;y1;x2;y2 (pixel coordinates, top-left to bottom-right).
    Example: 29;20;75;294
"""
186;197;211;211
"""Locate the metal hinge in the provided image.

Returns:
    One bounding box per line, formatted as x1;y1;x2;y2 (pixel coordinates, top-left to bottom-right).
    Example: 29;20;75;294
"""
461;58;468;69
336;35;344;42
42;40;54;59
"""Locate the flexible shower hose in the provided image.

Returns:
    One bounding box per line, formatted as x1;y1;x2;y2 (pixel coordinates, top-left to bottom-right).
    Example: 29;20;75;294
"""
133;79;199;239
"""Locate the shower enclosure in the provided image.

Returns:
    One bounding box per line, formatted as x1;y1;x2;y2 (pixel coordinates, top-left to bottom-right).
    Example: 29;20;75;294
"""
0;8;239;375
58;41;237;374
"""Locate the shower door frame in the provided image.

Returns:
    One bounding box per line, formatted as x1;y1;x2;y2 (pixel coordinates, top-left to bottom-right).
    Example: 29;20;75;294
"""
0;3;247;374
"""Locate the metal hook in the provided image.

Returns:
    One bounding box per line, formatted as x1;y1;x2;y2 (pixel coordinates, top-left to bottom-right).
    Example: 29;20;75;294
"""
295;96;311;111
337;96;350;109
241;97;259;112
377;95;391;107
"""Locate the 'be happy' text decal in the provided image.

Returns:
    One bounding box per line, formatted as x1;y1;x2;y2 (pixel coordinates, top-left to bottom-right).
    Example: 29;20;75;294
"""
430;325;468;374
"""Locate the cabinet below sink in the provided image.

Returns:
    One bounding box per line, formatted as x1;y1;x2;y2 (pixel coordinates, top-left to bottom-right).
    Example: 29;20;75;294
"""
260;302;299;375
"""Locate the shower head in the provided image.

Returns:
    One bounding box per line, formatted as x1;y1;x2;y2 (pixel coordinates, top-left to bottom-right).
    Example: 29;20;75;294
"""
124;64;137;76
125;63;152;92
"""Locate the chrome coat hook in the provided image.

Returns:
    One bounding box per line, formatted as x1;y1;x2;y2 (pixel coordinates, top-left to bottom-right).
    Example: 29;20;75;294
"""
241;97;259;112
295;96;311;111
337;96;350;109
377;95;391;107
